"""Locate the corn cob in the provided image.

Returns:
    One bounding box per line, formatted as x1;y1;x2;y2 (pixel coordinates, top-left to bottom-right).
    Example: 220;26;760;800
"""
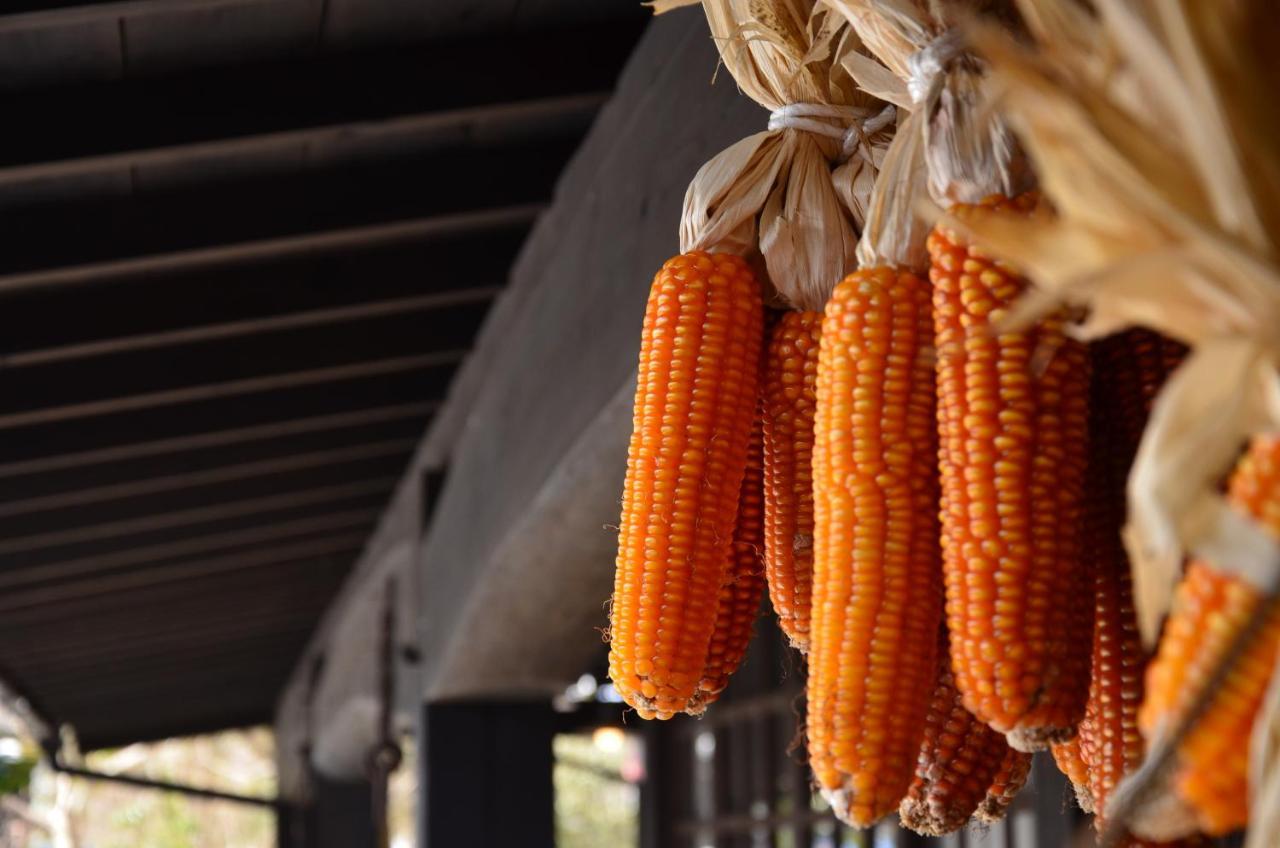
609;251;763;718
694;419;767;707
1076;333;1183;823
1052;737;1095;813
1092;329;1187;456
900;632;1021;835
974;745;1033;823
761;310;822;652
1136;437;1280;835
1067;332;1206;848
808;267;943;826
930;194;1092;750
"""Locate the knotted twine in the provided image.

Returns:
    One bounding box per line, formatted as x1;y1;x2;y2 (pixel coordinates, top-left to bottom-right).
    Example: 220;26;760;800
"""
826;0;1029;206
664;0;896;312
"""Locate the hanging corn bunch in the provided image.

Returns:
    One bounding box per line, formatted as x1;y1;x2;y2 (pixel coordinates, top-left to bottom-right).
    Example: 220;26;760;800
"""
945;0;1280;844
822;0;1092;753
797;5;949;825
605;0;1280;839
607;0;894;718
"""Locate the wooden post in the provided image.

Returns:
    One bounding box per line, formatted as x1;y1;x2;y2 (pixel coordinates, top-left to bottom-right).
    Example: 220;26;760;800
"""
276;801;302;848
640;720;683;848
307;773;376;848
419;700;555;848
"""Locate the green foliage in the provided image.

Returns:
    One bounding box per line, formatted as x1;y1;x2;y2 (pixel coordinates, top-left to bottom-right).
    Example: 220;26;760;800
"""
103;791;205;848
553;734;639;848
0;755;35;795
18;727;277;848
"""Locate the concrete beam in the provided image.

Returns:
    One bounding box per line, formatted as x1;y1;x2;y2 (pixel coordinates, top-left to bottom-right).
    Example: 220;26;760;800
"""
273;8;765;800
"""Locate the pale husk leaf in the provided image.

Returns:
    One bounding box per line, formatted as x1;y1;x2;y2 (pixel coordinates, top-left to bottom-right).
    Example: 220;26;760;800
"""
830;115;890;228
821;0;939;267
757;132;862;305
823;0;1029;205
679;0;895;311
855;107;930;270
841;49;910;107
1249;652;1280;848
822;0;933;82
681;132;792;260
1125;342;1280;641
957;1;1280;647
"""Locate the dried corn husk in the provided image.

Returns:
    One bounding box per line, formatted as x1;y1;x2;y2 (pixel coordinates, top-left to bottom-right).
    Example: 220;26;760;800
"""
661;0;895;311
822;0;1030;207
1250;651;1280;848
854;106;930;269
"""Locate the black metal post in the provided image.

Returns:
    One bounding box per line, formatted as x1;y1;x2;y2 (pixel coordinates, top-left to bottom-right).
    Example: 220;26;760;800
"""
307;773;377;848
49;761;278;809
419;700;555;848
276;800;301;848
640;720;682;848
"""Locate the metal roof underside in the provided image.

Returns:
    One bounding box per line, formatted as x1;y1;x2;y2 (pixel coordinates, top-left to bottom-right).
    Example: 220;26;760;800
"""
0;0;645;750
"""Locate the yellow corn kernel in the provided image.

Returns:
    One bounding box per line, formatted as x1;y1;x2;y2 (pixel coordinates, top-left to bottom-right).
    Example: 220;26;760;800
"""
807;267;942;827
608;251;763;717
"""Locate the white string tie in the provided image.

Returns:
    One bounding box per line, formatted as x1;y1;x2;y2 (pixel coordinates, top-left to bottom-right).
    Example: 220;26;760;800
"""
906;29;965;106
767;103;897;161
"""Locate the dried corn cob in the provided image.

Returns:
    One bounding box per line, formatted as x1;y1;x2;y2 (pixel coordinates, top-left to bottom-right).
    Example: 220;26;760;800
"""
900;633;1020;835
930;195;1092;750
1069;332;1205;848
761;310;822;652
1136;558;1280;837
975;745;1033;823
1136;438;1280;836
1092;329;1187;456
808;267;942;826
694;419;767;707
609;251;763;718
1052;737;1095;813
1075;333;1180;824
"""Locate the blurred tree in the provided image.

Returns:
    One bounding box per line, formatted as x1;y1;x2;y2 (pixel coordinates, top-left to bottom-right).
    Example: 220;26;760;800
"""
18;727;276;848
553;733;639;848
0;740;36;794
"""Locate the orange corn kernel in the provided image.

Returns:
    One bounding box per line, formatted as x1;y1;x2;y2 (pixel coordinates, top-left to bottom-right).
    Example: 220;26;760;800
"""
761;310;822;652
694;419;767;707
901;634;1021;835
1137;439;1280;836
930;194;1091;750
807;267;943;827
608;251;763;717
975;745;1033;823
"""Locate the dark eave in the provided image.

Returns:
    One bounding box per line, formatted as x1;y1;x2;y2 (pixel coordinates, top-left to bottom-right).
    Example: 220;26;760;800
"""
0;2;647;747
